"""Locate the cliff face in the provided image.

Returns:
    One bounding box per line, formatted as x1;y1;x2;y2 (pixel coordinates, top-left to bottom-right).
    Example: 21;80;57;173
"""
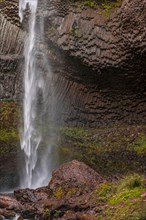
0;0;146;126
0;0;23;100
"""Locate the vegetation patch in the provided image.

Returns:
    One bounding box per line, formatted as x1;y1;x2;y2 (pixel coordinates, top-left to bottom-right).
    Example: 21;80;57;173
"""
0;101;20;129
101;0;122;14
0;129;18;142
95;182;112;202
53;186;64;199
94;174;146;219
49;174;146;219
83;0;97;8
0;101;20;155
71;0;122;11
59;125;146;175
133;134;146;155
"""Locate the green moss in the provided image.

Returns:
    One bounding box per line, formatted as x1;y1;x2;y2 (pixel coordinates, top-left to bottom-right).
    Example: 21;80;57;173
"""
134;134;146;155
116;174;145;191
0;101;20;130
84;0;97;8
102;0;121;11
60;125;146;175
71;0;122;16
108;174;145;205
105;200;146;220
95;174;145;206
60;127;90;142
109;187;144;205
0;129;19;142
0;129;19;155
66;187;79;197
0;101;20;155
101;0;122;18
94;174;146;219
95;182;112;202
53;186;64;199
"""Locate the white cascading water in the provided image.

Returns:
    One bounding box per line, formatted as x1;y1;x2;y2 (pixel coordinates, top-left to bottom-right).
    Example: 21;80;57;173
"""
19;0;57;188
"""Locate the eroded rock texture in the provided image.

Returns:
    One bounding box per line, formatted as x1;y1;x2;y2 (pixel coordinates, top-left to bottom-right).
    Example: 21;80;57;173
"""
0;0;146;126
0;160;105;219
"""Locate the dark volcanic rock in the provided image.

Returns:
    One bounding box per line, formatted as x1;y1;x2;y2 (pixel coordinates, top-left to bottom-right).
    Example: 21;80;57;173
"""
0;160;105;219
14;187;50;203
0;0;146;126
0;10;23;100
0;208;15;218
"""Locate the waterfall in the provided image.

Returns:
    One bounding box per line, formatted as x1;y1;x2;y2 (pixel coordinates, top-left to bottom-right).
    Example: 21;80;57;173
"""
19;0;57;188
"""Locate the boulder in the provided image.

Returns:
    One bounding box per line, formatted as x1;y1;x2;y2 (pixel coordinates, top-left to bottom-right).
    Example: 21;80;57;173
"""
0;161;105;219
49;160;105;194
14;187;49;203
0;195;21;210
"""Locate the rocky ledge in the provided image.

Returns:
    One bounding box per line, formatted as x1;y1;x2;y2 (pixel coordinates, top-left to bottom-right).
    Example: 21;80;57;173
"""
0;160;146;220
0;160;105;220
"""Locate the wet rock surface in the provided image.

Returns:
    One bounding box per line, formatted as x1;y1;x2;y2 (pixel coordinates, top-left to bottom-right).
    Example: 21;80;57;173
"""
0;150;20;190
0;160;105;219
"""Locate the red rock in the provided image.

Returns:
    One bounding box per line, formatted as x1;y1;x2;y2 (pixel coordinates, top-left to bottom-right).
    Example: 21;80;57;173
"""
49;160;105;193
14;186;49;203
0;195;21;210
0;161;105;220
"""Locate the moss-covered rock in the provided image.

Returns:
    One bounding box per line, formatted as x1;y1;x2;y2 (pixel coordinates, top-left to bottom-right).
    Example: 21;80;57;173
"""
59;125;146;176
0;101;20;155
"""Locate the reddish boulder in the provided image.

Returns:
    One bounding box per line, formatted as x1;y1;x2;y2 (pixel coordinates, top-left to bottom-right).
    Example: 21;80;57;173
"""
14;186;49;203
0;195;21;210
49;160;105;194
0;161;106;219
42;160;105;219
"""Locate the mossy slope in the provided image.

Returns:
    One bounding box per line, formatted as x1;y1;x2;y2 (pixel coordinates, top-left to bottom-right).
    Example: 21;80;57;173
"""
59;125;146;176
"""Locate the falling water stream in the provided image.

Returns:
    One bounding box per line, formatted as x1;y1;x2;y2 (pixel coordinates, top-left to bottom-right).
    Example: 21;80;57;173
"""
19;0;57;188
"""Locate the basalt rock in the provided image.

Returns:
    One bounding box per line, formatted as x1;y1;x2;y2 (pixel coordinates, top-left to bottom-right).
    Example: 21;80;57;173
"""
14;187;50;203
42;0;146;126
0;160;105;219
0;12;23;100
49;160;105;193
0;0;146;126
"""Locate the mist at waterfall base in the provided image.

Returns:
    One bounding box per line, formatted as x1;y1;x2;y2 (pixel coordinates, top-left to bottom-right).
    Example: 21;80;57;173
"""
19;0;58;189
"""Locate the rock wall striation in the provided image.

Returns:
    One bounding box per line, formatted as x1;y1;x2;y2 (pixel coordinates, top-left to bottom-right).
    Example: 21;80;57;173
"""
0;0;23;99
0;0;146;126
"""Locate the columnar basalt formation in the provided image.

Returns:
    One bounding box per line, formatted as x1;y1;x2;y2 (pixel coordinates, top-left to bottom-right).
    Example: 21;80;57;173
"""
0;9;23;100
0;0;146;126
